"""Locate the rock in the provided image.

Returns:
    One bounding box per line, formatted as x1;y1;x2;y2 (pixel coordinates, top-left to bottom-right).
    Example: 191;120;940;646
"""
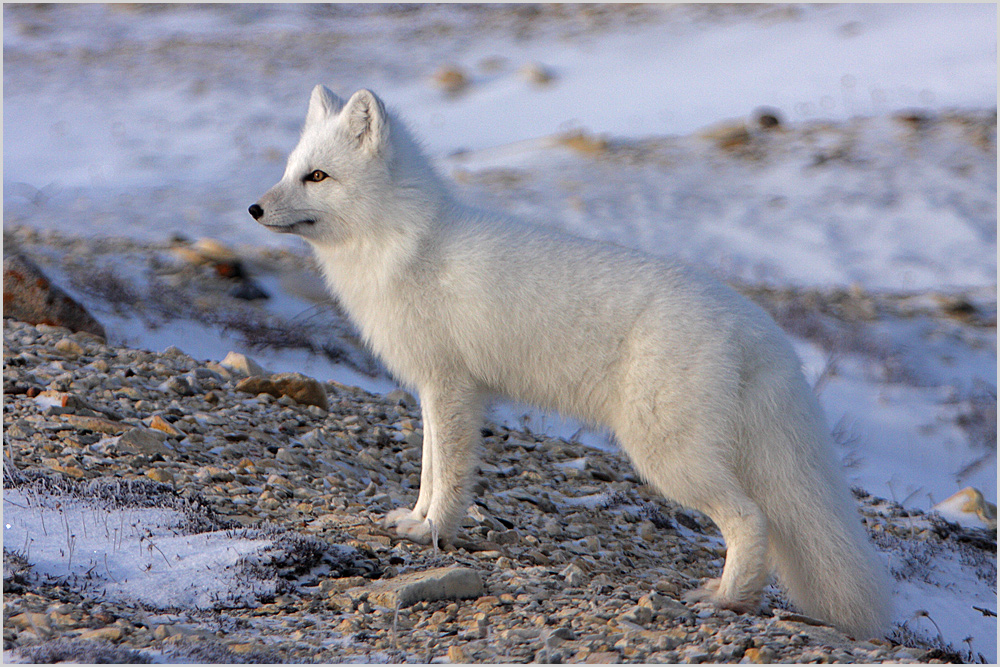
54;337;84;357
33;390;89;416
9;612;53;636
78;626;124;642
754;107;783;130
116;428;171;456
235;372;328;410
229;280;269;301
933;486;997;529
386;388;417;407
146;469;175;484
432;65;468;95
557;130;609;156
585;652;620;664
3;252;106;339
146;415;183;436
639;593;692;620
560;562;587;587
520;62;555;86
616;605;653;627
159;376;196;396
360;566;484;608
221;351;267;377
744;647;776;663
195;466;235;484
447;645;469;663
698;120;752;151
62;414;127;434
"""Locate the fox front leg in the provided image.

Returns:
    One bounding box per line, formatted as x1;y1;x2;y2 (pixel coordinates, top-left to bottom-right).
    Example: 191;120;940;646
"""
383;401;435;535
383;384;483;546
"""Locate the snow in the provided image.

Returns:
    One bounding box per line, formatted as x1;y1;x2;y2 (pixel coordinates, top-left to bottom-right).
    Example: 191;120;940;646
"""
3;489;275;610
885;527;997;661
3;3;996;660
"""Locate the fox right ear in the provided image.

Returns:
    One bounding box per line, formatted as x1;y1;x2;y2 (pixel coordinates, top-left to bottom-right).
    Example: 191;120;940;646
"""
306;85;344;125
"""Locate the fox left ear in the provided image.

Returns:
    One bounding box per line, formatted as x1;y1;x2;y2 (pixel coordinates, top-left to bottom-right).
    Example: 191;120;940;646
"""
344;89;387;153
307;85;345;126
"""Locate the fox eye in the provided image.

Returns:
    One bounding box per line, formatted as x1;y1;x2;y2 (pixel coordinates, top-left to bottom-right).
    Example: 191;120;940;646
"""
304;170;329;183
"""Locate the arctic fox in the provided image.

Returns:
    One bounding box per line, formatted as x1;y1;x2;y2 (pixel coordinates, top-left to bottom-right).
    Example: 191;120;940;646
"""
250;86;890;638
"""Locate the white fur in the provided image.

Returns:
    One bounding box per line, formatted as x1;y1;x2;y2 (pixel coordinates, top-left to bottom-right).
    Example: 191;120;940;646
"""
252;85;891;638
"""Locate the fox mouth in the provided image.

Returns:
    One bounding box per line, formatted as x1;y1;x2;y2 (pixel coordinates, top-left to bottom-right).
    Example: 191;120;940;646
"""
260;219;315;233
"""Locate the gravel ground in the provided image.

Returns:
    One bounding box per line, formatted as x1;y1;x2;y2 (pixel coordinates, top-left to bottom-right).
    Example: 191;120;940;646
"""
4;313;994;664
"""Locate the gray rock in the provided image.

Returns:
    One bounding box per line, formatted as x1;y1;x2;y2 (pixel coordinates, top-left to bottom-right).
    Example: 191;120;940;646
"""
560;562;587;587
359;566;484;608
386;388;417;407
116;428;172;456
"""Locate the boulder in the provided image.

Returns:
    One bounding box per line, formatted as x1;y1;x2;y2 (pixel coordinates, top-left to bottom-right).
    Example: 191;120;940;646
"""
3;252;105;339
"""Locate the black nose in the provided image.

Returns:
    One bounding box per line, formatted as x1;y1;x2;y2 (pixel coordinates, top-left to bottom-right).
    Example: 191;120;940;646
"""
248;203;264;220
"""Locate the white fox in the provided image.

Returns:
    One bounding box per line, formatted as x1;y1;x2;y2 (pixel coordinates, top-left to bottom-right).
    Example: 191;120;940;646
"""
250;85;890;638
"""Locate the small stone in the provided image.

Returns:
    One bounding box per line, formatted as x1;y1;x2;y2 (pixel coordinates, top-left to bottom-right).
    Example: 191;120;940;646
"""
229;279;269;301
235;372;328;410
116;428;171;456
638;520;657;542
520;62;555;86
193;237;238;263
617;605;653;627
744;647;776;663
159;376;196;396
78;626;124;642
9;613;52;635
486;528;520;545
433;65;468;95
447;645;468;663
62;414;126;434
699;120;752;152
585;652;620;664
276;447;307;466
221;351;267;377
54;337;84;357
146;469;174;484
560;562;587;587
230;642;263;655
147;414;182;436
386;388;416;407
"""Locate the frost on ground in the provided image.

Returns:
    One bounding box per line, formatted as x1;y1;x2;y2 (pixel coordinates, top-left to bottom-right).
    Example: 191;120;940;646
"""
3;469;377;613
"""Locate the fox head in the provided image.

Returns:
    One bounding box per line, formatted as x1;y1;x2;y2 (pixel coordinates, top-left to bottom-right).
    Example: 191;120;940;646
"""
250;86;443;247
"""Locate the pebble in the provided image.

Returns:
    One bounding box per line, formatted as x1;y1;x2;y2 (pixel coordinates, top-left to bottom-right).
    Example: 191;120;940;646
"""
3;315;985;663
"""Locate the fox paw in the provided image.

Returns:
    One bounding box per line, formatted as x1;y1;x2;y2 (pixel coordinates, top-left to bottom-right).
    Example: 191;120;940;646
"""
683;578;759;615
382;508;436;545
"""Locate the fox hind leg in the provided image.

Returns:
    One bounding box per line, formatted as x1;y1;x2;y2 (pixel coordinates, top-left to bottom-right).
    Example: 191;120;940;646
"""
681;492;770;613
620;435;770;613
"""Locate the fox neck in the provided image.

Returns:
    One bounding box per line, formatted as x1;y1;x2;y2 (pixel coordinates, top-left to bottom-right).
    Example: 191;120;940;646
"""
307;197;441;329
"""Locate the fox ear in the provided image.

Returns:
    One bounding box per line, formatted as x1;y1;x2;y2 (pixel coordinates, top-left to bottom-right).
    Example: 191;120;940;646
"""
306;85;344;125
343;89;387;152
